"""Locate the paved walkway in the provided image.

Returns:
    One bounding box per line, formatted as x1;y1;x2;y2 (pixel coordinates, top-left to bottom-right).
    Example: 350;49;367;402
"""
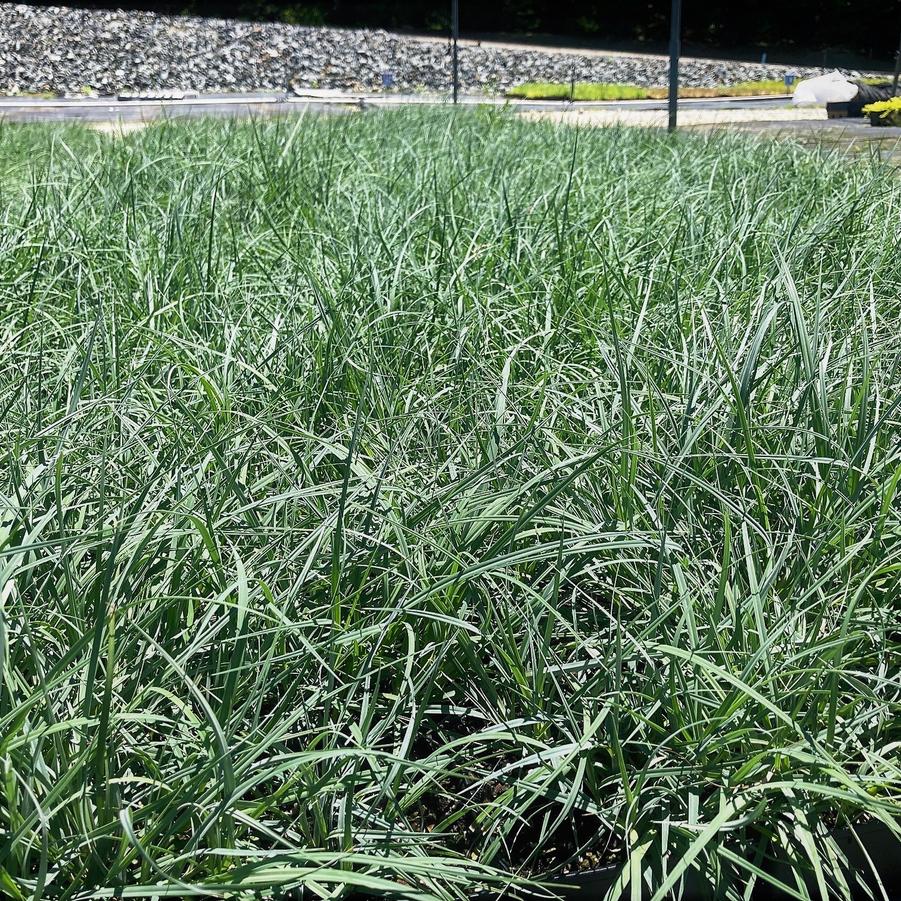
523;106;828;128
523;105;901;162
2;91;899;161
0;90;796;125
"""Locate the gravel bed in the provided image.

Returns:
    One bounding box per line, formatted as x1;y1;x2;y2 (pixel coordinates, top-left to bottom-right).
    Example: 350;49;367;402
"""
0;2;874;96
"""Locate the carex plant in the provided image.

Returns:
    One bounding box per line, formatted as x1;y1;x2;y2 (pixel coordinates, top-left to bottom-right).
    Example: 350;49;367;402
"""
0;109;898;900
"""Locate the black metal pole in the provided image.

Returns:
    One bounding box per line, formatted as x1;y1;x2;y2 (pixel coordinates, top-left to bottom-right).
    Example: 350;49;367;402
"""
452;0;459;103
893;30;901;95
668;0;682;131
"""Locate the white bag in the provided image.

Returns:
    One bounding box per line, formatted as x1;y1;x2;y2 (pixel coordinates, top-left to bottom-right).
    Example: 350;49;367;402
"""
792;71;858;105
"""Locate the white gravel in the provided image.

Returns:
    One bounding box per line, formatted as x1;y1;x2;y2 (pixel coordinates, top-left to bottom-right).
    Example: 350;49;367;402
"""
0;3;876;97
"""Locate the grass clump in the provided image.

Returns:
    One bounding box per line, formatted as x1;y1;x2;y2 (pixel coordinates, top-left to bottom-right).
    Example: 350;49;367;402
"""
0;109;900;900
507;78;792;100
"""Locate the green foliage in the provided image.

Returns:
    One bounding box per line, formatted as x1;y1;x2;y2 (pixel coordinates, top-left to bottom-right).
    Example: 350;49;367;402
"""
507;81;652;100
236;1;325;24
507;79;793;100
686;78;794;95
279;5;326;25
0;110;899;900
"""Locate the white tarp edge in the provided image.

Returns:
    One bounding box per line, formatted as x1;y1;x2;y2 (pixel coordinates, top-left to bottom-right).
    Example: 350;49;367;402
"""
792;71;859;105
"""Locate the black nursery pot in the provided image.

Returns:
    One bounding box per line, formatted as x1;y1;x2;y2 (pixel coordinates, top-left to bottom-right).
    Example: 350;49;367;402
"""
478;822;899;900
764;821;900;900
868;110;901;127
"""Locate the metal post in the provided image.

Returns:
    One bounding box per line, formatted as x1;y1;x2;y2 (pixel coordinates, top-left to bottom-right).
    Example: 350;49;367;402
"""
451;0;459;104
668;0;681;131
893;30;901;95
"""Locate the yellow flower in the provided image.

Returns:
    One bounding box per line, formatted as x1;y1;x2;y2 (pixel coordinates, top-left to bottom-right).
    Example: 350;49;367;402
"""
862;97;901;116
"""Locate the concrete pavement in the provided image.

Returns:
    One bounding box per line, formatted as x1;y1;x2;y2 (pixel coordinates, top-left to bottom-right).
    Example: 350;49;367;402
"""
6;91;900;158
0;89;800;125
